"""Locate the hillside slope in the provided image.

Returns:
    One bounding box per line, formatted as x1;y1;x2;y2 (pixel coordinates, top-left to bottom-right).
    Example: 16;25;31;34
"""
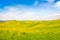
0;19;60;40
0;20;60;32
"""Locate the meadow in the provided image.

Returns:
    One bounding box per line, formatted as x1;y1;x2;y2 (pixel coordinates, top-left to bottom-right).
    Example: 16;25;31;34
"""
0;19;60;40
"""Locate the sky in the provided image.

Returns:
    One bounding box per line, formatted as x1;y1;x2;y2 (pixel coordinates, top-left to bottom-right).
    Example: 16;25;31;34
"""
0;0;60;20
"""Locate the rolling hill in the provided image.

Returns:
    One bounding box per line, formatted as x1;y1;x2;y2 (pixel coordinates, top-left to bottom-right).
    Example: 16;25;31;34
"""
0;19;60;40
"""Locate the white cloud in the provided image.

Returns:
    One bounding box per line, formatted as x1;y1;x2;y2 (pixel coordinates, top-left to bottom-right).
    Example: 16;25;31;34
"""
34;1;39;6
53;1;60;9
0;5;60;21
0;5;41;20
43;13;60;20
48;0;55;3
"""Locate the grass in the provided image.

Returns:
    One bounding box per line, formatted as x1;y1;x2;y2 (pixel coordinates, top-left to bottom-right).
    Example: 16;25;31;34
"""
0;19;60;40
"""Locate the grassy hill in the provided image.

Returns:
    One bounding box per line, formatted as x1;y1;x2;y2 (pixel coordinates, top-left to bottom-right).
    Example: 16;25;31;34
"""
0;19;60;40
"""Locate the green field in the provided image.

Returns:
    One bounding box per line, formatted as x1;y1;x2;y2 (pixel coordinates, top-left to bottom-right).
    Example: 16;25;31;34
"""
0;19;60;40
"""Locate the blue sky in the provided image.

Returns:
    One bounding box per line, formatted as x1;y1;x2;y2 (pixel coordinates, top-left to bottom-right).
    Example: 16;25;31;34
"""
0;0;57;8
0;0;60;20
